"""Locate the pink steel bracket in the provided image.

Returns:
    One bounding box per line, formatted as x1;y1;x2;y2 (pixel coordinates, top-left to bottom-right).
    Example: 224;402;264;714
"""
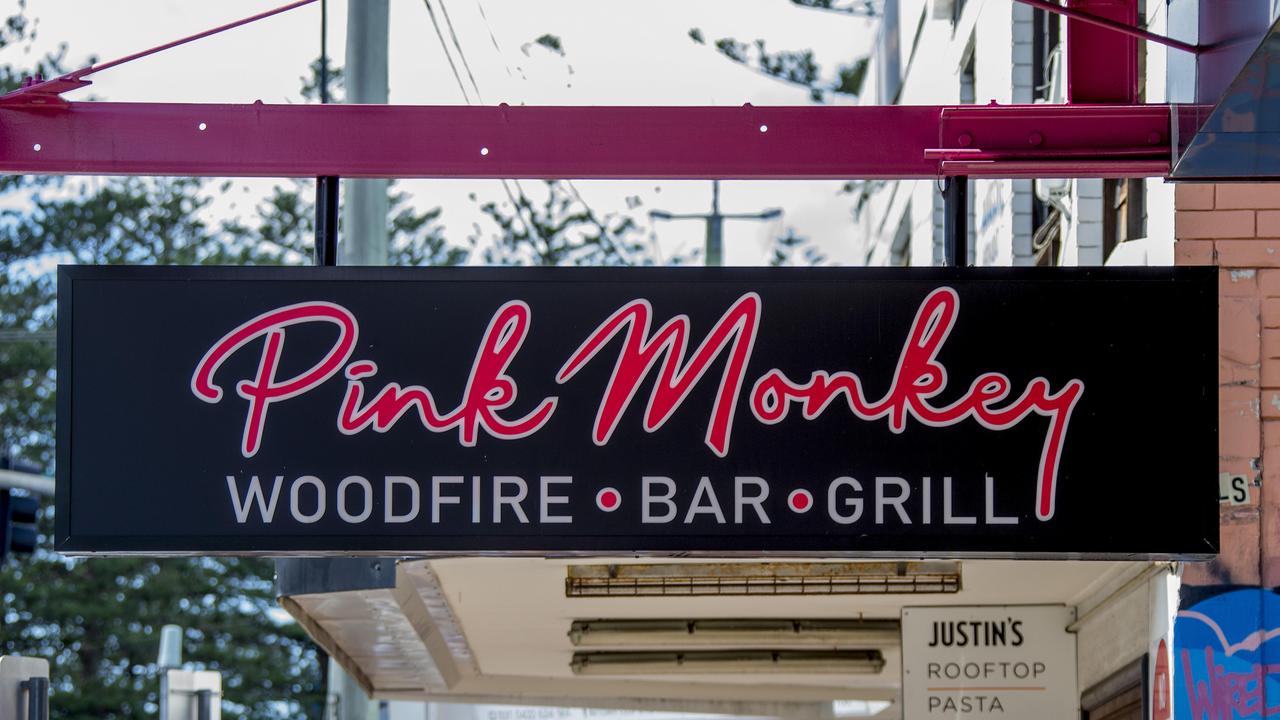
0;0;1209;180
1013;0;1198;55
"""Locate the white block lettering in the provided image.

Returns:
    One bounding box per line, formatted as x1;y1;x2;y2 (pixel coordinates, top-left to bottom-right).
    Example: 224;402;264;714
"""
432;476;463;523
226;475;283;523
922;475;932;524
684;476;726;524
985;475;1019;525
384;476;420;523
290;475;326;524
875;477;911;525
944;476;977;525
493;476;530;523
829;476;863;525
734;477;770;524
642;477;677;523
337;476;373;523
541;476;573;524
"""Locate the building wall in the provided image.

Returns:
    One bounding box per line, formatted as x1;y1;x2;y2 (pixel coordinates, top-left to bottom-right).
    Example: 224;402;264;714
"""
855;0;1183;709
849;0;1198;707
1074;569;1179;697
861;0;1176;270
1174;182;1280;586
1173;182;1280;716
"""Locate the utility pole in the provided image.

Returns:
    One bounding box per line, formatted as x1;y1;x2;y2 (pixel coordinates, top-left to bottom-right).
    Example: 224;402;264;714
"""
341;0;390;265
319;6;381;718
650;180;782;266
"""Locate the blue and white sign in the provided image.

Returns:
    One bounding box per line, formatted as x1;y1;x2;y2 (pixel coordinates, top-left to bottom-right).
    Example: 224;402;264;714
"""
1176;589;1280;718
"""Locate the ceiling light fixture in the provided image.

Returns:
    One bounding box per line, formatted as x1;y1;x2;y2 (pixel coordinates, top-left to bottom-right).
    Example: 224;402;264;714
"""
567;618;901;648
565;561;961;597
570;650;886;676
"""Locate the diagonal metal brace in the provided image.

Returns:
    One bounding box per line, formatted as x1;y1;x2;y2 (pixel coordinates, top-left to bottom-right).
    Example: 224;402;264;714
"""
0;0;316;106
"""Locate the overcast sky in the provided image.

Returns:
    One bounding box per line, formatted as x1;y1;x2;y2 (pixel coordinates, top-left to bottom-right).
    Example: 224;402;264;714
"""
13;0;878;265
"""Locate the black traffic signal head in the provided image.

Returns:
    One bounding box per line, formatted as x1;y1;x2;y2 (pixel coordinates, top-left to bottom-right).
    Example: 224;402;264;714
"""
0;489;38;562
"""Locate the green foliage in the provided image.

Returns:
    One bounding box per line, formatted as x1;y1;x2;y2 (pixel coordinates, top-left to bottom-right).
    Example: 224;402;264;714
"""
300;56;344;103
0;543;323;720
474;181;653;266
221;181;466;268
0;4;82;469
714;37;748;64
0;177;291;469
390;196;468;267
532;33;564;56
0;2;74;95
0;175;329;720
0;18;459;720
790;0;880;16
0;13;645;720
754;42;822;101
692;15;869;102
836;57;870;97
769;228;828;266
692;3;870;242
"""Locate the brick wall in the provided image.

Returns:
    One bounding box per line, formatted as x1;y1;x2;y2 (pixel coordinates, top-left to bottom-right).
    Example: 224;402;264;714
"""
1174;183;1280;586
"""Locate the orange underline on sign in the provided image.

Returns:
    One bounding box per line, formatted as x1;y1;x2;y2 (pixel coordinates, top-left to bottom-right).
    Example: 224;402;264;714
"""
926;687;1047;692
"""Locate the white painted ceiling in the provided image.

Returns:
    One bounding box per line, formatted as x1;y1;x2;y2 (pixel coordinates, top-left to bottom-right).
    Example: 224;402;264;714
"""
284;557;1148;717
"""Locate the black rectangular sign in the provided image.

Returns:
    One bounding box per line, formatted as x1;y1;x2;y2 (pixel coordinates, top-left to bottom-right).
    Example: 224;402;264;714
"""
56;265;1217;557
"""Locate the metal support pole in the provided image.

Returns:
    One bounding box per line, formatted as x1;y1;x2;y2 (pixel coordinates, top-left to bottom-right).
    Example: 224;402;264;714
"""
315;176;339;266
21;677;48;720
196;689;213;720
159;672;169;720
944;176;969;268
314;0;338;269
651;180;778;267
342;0;390;266
319;0;330;105
706;181;723;267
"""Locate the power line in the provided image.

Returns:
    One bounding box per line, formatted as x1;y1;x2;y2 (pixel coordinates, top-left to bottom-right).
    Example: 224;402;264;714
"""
421;0;621;260
650;180;783;266
421;0;474;104
436;0;486;103
418;0;540;245
472;0;514;79
426;0;610;258
565;179;632;264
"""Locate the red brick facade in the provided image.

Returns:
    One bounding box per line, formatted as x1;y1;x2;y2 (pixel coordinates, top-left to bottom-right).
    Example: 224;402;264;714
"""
1174;183;1280;586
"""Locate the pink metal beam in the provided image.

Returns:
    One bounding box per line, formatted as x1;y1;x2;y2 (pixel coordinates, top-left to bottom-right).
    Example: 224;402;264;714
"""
1064;0;1140;103
0;102;1198;180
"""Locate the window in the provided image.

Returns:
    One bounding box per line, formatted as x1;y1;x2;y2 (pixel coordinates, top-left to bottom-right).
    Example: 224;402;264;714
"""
959;41;976;105
1081;655;1148;720
1031;7;1061;102
890;203;912;267
1103;179;1147;260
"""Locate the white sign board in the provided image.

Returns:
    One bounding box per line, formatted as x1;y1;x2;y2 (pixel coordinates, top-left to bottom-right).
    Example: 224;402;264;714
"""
901;605;1077;718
